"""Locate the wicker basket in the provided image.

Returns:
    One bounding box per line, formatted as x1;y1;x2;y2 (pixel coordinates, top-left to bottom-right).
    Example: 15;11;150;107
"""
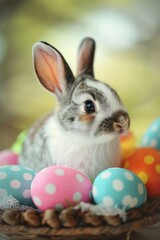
0;197;160;240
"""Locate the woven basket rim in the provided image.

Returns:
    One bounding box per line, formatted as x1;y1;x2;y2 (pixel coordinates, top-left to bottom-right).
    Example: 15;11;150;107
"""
0;197;160;239
0;214;160;237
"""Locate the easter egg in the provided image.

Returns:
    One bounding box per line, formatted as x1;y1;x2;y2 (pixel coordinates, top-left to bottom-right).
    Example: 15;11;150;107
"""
0;165;36;206
31;166;92;211
0;150;19;166
92;168;147;211
120;131;137;160
140;117;160;150
12;130;27;154
123;147;160;197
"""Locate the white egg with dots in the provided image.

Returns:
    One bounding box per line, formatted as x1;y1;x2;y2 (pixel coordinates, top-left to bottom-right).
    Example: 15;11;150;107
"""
92;168;147;211
0;165;36;206
31;166;92;211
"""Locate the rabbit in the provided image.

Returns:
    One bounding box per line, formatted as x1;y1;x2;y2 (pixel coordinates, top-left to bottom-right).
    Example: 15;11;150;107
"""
19;37;130;180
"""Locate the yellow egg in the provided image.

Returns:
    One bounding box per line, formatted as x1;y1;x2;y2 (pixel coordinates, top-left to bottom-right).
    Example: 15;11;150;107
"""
120;131;137;161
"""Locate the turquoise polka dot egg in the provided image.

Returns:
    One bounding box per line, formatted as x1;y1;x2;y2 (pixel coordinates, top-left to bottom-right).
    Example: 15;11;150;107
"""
92;168;147;211
141;117;160;150
0;165;36;206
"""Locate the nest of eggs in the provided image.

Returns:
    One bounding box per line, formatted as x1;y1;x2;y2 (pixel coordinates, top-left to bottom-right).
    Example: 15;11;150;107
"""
0;197;160;240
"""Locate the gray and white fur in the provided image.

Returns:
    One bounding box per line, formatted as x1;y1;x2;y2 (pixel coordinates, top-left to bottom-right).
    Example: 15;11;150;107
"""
20;38;130;180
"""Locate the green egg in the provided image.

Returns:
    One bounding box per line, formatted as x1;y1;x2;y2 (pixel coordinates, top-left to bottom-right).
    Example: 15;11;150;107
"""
12;130;27;154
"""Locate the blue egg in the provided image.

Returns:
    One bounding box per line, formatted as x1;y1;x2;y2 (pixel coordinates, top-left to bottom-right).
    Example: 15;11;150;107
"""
140;117;160;150
92;168;147;211
0;165;36;206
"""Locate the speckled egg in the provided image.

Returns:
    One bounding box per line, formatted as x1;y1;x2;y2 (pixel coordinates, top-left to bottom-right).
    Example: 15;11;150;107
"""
0;150;19;166
0;165;36;206
141;117;160;150
92;168;147;211
31;166;92;211
123;147;160;197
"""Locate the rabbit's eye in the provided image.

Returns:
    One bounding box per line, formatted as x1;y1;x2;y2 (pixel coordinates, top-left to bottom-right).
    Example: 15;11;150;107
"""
84;100;95;114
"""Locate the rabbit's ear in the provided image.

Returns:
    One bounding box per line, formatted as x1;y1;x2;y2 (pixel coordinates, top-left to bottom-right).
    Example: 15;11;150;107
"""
32;41;74;98
77;37;95;77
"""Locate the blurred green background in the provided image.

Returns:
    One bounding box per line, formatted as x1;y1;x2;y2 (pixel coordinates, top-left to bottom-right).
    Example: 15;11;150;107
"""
0;0;160;150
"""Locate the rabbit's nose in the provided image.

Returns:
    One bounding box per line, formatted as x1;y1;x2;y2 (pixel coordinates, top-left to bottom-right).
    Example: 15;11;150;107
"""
113;111;130;133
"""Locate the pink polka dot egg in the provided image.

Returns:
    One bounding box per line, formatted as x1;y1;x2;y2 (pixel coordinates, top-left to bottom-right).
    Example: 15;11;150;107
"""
0;165;36;206
31;166;92;211
92;168;147;211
